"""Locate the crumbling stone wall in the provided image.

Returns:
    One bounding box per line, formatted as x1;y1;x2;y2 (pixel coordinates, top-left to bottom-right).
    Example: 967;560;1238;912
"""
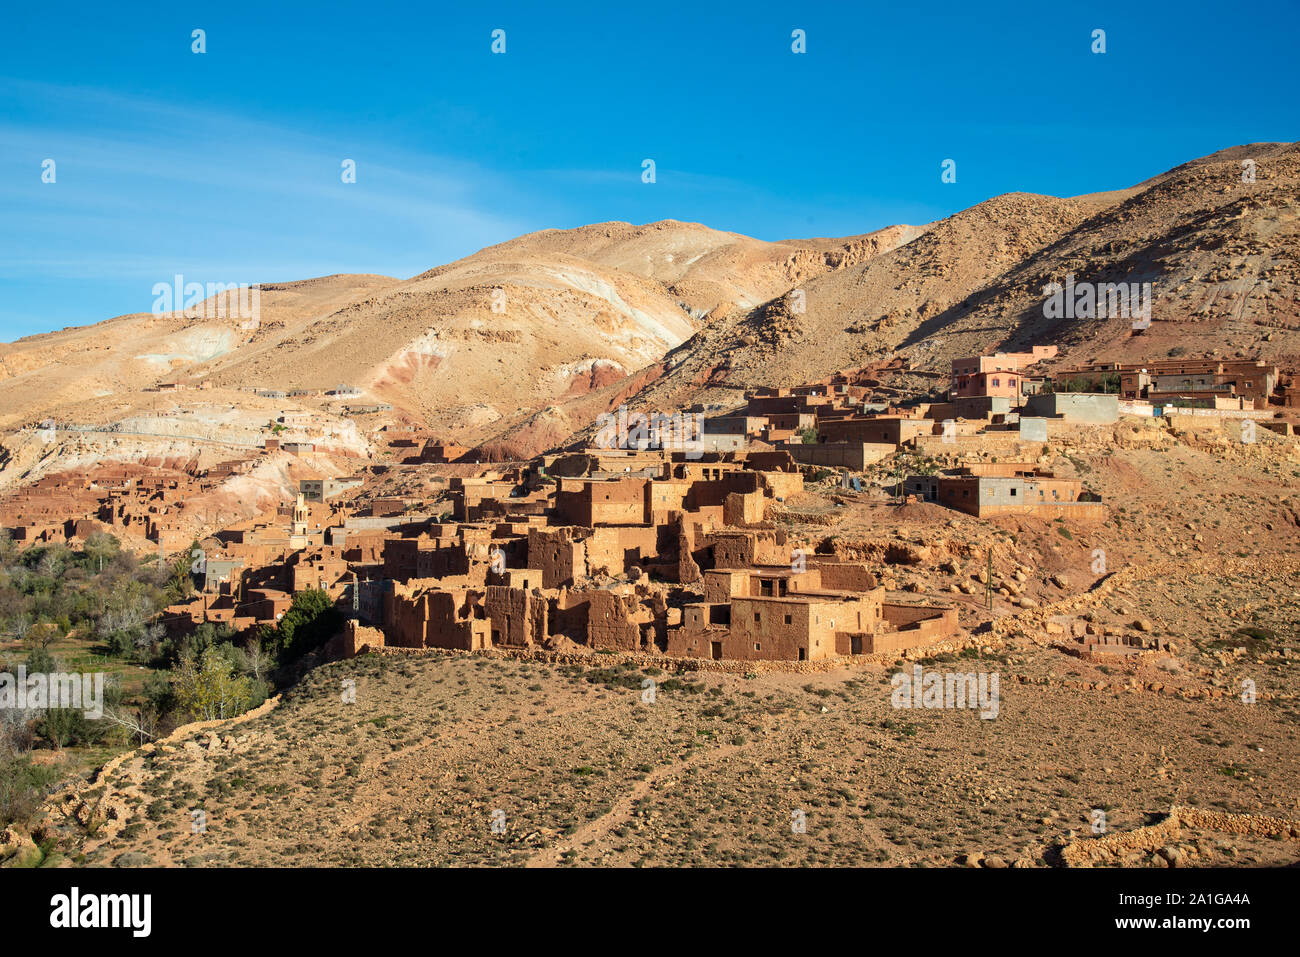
1061;806;1300;867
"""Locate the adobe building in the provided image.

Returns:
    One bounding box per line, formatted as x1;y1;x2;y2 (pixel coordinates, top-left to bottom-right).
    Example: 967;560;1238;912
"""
1059;357;1280;407
666;563;958;661
420;440;470;464
784;441;897;470
384;580;491;651
815;415;936;447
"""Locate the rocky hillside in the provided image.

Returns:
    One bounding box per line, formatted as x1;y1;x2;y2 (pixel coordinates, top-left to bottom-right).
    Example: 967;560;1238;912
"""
623;143;1300;416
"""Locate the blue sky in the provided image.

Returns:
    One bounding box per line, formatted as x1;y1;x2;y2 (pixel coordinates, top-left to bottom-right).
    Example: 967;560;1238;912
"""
2;0;1297;340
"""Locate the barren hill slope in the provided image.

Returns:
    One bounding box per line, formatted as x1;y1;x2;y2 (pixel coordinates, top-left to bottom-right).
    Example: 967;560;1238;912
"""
620;143;1299;418
0;274;399;429
916;142;1300;372
0;220;919;461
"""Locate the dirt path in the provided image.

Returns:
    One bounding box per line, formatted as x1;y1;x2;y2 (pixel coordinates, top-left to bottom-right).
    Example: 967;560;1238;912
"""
524;741;745;867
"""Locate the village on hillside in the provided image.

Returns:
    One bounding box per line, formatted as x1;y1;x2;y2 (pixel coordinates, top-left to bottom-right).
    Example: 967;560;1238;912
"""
4;347;1294;668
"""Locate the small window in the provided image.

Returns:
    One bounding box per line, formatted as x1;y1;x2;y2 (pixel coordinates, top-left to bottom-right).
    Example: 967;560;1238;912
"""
754;612;760;623
754;642;761;651
784;614;792;625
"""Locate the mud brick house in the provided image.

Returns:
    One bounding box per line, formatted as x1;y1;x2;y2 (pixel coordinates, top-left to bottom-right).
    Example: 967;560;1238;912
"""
384;580;491;650
471;488;551;523
552;586;661;652
548;448;674;479
815;415;937;447
784;441;897;470
381;534;484;583
744;388;836;419
244;587;293;623
758;412;817;443
584;524;664;577
419;440;469;464
484;570;548;648
527;526;589;588
369;497;412;518
450;477;520;521
5;522;63;544
668;455;752;483
667;562;957;661
289;550;351;596
695;528;790;571
553;477;653;526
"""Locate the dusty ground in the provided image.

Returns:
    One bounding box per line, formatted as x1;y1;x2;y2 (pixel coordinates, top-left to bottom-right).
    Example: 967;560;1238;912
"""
44;634;1298;869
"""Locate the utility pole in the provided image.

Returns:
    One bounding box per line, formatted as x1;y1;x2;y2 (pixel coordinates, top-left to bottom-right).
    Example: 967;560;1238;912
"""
986;548;993;612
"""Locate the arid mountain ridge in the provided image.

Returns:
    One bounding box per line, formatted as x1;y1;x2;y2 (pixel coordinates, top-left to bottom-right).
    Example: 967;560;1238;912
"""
1;142;1296;476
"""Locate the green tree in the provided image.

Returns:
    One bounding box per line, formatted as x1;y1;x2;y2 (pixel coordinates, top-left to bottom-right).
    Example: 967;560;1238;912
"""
274;589;341;662
172;646;255;721
82;532;120;574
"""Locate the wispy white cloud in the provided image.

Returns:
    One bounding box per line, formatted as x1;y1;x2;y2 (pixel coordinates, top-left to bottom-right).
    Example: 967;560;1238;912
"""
0;79;538;306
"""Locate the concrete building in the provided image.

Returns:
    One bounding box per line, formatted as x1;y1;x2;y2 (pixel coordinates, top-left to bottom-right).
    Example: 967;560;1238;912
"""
300;477;364;502
905;464;1106;520
1022;392;1119;424
950;346;1058;399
